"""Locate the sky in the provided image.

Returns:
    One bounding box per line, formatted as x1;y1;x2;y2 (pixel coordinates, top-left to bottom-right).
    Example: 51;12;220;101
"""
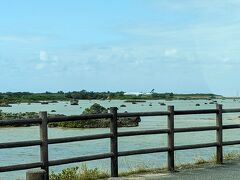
1;0;240;96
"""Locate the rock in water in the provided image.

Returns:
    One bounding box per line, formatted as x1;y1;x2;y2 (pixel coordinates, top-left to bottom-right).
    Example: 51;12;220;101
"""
51;103;141;128
70;99;79;105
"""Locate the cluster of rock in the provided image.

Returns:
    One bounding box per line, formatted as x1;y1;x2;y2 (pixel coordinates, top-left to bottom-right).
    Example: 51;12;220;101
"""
0;103;12;107
50;103;141;128
70;99;79;105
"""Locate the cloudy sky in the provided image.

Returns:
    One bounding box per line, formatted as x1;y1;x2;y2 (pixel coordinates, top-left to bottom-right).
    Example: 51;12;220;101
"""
1;0;240;96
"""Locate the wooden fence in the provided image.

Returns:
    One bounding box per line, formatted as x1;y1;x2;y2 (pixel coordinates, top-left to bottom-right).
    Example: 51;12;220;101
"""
1;104;240;179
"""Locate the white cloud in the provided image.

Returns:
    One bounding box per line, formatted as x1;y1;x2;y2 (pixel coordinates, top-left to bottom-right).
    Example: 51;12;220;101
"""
53;55;59;62
36;51;60;71
35;63;45;70
221;57;231;63
164;48;178;57
40;51;48;61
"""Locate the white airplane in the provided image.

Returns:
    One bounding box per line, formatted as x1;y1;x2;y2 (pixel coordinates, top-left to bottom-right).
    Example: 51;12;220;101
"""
124;92;143;96
124;89;155;96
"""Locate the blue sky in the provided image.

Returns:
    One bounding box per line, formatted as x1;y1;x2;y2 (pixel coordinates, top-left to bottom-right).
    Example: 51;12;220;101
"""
1;0;240;96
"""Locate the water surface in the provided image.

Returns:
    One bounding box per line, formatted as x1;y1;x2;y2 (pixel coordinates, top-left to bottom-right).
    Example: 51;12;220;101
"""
0;99;240;179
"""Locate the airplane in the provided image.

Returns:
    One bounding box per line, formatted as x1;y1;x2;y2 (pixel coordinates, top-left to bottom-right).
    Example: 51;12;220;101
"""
124;89;155;96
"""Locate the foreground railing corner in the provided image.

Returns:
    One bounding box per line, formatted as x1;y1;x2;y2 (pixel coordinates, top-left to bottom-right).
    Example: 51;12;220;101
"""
26;169;46;180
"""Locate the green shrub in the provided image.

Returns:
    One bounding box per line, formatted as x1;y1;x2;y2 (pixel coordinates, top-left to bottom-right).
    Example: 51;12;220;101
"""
50;164;109;180
50;167;79;180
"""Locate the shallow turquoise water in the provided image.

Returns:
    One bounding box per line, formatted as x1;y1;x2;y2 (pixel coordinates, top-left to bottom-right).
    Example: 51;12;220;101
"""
0;99;240;179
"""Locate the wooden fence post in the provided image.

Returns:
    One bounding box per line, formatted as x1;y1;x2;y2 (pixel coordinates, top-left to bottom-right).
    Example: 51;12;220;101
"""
216;104;223;164
110;107;118;177
26;169;46;180
167;106;174;171
39;111;49;180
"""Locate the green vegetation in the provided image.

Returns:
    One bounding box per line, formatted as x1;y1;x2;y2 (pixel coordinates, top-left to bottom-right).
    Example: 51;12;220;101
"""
0;91;223;105
49;103;141;128
0;111;38;127
0;92;66;105
0;104;141;128
0;110;65;127
50;165;109;180
0;111;37;120
49;151;240;180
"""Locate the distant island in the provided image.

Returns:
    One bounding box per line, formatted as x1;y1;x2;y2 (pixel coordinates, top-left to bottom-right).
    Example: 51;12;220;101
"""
0;90;224;106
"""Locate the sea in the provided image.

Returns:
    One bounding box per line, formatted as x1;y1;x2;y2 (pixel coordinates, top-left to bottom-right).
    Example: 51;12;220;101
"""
0;99;240;179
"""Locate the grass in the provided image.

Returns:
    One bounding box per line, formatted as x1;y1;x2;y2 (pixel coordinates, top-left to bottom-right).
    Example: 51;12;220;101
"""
223;151;240;160
49;151;240;180
50;164;109;180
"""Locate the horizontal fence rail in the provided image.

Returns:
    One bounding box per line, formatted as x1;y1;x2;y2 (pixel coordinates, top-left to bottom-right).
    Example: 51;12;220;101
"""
118;111;170;117
0;118;42;126
48;153;113;166
48;113;112;123
0;162;43;173
118;147;169;157
0;140;42;149
118;129;170;137
48;133;112;144
0;104;240;179
174;109;218;115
